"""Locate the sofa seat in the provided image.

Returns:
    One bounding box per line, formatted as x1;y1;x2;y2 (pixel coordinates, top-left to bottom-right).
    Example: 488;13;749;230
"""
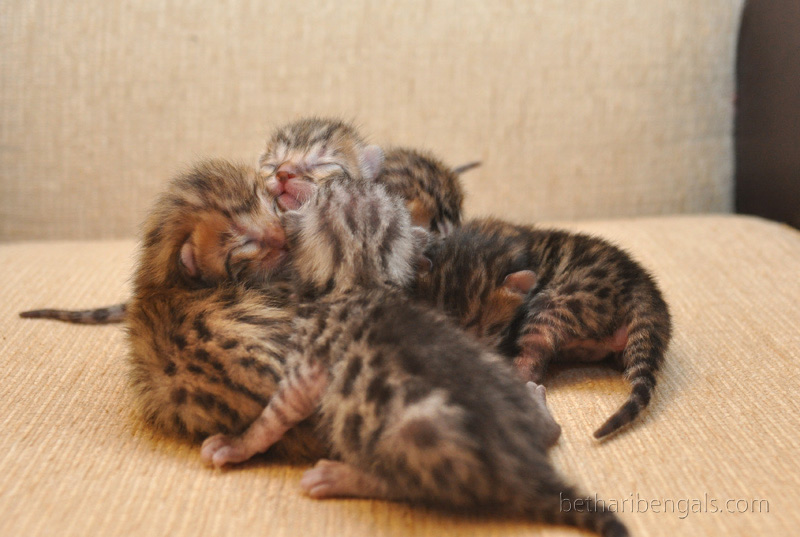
1;215;797;537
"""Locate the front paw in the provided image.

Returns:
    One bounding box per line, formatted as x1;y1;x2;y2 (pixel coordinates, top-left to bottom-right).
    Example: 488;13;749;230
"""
200;433;253;467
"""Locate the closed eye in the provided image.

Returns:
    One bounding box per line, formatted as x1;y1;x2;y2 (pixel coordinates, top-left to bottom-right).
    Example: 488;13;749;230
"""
260;163;277;174
312;162;343;174
225;240;260;281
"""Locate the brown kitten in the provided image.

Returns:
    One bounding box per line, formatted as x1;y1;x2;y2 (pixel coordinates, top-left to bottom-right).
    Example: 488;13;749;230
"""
414;217;672;439
376;147;466;235
125;159;324;460
201;180;627;537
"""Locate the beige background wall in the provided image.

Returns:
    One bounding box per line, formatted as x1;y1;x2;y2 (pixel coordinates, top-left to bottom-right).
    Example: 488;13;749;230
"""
0;1;744;241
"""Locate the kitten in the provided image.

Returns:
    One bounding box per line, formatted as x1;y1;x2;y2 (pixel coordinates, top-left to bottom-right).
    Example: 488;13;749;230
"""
125;159;324;459
414;217;672;439
200;180;628;537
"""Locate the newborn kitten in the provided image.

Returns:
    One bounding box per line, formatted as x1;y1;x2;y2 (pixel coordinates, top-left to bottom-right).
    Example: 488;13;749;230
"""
415;218;672;439
125;159;324;459
201;180;628;537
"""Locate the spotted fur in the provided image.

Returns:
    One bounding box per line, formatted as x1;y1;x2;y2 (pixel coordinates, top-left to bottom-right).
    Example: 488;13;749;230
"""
126;159;324;460
201;181;628;537
415;217;672;439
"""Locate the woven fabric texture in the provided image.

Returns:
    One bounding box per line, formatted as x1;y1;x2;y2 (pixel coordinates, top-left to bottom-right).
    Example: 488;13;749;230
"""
2;215;798;536
0;0;743;241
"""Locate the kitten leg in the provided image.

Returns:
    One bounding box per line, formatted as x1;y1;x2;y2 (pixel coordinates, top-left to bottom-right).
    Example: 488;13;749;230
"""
515;325;558;383
526;381;561;447
201;359;328;467
300;459;394;500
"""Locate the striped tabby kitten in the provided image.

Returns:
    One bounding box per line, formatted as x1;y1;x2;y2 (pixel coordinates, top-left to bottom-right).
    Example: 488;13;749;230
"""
125;159;324;459
201;180;628;537
414;217;671;439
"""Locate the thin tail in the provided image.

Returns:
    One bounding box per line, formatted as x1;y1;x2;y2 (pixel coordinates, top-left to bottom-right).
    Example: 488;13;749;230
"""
452;161;481;175
594;308;670;439
19;302;128;324
528;484;629;537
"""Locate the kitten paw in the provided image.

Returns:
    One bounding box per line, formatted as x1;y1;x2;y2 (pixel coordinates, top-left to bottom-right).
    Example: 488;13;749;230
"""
526;381;547;404
300;459;388;500
200;434;253;467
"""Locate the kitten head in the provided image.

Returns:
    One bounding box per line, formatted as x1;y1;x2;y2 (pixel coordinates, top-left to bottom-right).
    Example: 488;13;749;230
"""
136;159;289;290
282;178;428;297
376;147;465;236
414;219;537;346
258;117;384;212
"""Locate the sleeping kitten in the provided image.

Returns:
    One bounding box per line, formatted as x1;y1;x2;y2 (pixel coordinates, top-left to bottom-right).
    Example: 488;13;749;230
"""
124;159;324;459
200;180;628;537
414;217;671;439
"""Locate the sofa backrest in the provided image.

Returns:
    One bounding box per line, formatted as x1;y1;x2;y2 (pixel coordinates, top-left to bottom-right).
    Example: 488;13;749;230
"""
0;0;745;241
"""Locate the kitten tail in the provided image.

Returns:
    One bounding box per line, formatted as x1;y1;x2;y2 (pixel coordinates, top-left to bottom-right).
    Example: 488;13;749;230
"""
526;485;629;537
594;306;670;439
19;303;128;324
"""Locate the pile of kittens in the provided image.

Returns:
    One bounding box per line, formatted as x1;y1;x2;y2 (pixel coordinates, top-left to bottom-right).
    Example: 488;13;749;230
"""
22;117;672;537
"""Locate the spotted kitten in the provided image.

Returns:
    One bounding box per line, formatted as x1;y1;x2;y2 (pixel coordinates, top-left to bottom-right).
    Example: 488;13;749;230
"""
125;159;324;459
415;217;671;439
201;180;628;537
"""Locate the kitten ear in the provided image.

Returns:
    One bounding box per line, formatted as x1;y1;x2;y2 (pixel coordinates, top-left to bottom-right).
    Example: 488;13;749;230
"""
502;270;537;295
417;255;433;274
359;144;385;180
179;241;199;278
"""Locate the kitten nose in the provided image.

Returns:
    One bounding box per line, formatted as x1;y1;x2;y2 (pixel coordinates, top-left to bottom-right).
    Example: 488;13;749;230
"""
276;163;299;183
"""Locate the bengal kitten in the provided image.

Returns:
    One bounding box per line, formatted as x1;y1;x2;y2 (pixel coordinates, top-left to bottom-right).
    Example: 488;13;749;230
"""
125;159;325;459
414;217;672;439
200;180;628;537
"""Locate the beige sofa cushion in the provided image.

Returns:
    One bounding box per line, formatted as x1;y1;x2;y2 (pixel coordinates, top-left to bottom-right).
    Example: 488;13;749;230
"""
1;1;743;241
2;215;798;536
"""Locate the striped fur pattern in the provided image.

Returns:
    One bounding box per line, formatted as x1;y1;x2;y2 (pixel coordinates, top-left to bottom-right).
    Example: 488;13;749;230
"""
126;159;324;460
201;181;628;537
415;217;672;439
376;147;466;236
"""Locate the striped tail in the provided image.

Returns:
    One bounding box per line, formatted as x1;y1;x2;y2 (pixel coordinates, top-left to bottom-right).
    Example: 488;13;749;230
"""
527;484;629;537
594;305;671;439
451;161;481;175
19;302;128;324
